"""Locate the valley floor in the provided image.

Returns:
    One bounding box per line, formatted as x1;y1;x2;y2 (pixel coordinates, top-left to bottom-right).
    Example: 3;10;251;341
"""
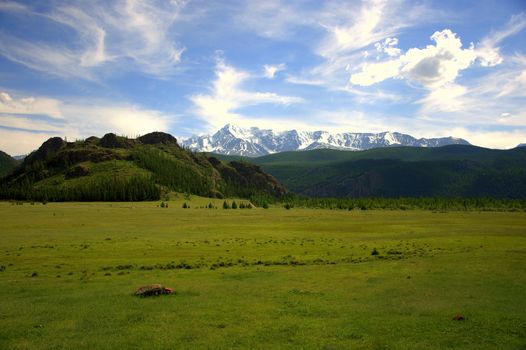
0;200;525;349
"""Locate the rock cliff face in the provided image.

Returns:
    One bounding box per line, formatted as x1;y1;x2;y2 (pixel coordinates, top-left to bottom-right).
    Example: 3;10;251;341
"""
182;124;470;157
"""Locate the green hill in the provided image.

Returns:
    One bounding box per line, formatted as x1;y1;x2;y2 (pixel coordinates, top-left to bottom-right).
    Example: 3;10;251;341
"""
0;151;18;178
211;145;526;198
0;132;285;202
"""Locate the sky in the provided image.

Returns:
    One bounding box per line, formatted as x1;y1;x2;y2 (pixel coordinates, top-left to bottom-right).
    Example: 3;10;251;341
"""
0;0;525;155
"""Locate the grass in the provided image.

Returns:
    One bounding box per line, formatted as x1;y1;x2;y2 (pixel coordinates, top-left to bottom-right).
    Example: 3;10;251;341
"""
0;199;525;349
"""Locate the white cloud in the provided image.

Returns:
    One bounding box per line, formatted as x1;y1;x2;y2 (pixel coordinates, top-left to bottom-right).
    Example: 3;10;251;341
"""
402;30;477;87
350;13;526;89
0;92;63;119
374;37;401;57
190;60;303;130
0;91;172;154
350;29;479;88
349;59;401;86
0;0;186;79
263;63;286;79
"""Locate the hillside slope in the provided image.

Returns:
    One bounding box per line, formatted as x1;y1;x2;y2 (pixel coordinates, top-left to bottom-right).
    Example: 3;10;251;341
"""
212;145;526;198
0;151;18;178
0;132;285;202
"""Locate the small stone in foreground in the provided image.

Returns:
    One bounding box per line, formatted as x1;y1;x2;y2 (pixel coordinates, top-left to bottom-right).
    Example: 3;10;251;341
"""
135;284;175;297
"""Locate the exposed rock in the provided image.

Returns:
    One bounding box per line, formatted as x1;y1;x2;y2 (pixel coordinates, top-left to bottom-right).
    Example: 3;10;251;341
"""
138;132;178;145
24;137;65;165
84;136;100;144
135;284;175;297
99;133;136;149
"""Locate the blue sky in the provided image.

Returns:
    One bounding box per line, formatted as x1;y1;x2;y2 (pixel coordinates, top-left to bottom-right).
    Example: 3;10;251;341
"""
0;0;525;154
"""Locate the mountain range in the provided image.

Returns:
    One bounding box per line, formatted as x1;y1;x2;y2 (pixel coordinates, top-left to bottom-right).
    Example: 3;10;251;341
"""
182;124;471;157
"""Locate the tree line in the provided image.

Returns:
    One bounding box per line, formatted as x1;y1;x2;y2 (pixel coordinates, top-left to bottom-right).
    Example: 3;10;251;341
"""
277;195;526;211
0;175;160;202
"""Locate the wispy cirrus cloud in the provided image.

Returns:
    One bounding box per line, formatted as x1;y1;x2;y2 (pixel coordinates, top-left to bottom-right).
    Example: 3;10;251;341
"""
418;54;526;119
0;0;28;12
190;59;304;131
234;0;312;40
0;0;186;80
476;12;526;67
274;0;434;102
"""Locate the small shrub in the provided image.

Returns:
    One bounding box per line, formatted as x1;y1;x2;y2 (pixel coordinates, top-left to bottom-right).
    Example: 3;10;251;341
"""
262;203;269;209
208;202;214;209
182;202;188;209
232;201;238;209
223;201;230;209
160;202;165;208
284;203;292;210
371;248;379;256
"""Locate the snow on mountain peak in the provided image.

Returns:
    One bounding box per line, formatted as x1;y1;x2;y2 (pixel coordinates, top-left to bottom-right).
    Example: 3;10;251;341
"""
182;125;470;157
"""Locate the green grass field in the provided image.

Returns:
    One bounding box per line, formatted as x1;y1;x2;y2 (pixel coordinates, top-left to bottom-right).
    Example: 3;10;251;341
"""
1;198;525;349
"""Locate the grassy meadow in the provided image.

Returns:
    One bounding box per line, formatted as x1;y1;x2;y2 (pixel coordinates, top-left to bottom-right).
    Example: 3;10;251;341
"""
0;197;525;349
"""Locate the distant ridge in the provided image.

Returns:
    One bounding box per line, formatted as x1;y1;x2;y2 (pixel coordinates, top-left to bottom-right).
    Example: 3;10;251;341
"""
182;124;470;157
237;146;526;198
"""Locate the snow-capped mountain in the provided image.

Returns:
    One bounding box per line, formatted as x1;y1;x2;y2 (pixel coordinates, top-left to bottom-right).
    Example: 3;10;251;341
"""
182;124;471;157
